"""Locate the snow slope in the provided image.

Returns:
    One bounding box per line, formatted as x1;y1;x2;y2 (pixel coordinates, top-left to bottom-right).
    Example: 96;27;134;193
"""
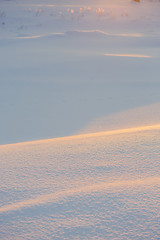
1;125;160;239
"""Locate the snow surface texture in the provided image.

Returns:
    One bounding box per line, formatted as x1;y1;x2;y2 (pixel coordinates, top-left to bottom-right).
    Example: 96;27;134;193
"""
1;126;160;239
0;0;160;239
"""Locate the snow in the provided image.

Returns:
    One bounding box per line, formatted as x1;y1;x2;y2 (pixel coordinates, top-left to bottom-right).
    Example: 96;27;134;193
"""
0;0;160;239
0;126;160;239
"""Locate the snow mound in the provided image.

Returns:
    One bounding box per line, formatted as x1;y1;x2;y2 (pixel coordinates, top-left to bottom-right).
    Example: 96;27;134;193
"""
0;124;160;239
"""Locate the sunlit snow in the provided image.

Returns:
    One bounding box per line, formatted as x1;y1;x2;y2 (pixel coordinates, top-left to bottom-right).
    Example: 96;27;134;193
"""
0;0;160;239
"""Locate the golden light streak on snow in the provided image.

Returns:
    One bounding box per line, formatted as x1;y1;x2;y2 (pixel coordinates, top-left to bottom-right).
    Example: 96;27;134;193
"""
0;176;159;213
72;30;143;37
17;33;64;40
1;124;159;147
104;53;152;58
17;35;41;39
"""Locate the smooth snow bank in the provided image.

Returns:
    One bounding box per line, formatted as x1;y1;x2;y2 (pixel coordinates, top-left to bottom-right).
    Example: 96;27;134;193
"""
0;30;160;144
0;125;160;239
0;0;160;144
